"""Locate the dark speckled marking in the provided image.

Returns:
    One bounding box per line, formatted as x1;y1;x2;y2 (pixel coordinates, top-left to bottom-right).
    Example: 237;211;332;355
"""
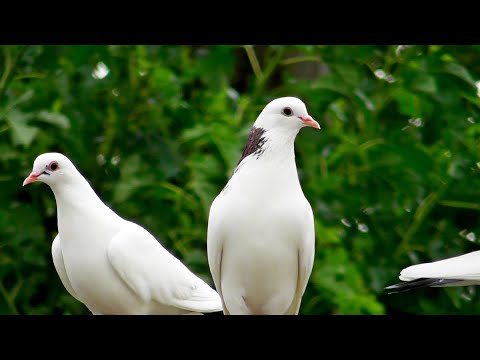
221;127;267;194
385;278;462;294
236;127;267;167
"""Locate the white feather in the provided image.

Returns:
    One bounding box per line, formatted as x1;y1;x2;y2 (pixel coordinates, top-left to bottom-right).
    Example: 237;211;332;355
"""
107;222;223;313
51;234;80;301
25;152;222;315
399;250;480;282
207;97;318;315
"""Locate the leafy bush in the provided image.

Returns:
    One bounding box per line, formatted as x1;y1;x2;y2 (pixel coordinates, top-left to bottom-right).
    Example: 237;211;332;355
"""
1;45;480;314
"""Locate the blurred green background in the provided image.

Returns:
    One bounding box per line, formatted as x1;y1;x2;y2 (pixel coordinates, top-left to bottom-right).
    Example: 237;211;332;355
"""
1;45;480;315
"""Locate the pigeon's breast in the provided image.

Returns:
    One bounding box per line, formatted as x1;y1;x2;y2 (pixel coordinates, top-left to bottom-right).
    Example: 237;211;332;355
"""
58;210;145;314
221;234;299;314
217;187;308;314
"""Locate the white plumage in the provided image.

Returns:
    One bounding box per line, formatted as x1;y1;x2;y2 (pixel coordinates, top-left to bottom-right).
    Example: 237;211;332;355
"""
23;152;222;315
386;250;480;293
207;97;320;314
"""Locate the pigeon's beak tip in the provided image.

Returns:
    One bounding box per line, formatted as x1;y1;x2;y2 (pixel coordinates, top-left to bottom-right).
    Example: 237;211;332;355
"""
299;115;320;130
23;173;39;187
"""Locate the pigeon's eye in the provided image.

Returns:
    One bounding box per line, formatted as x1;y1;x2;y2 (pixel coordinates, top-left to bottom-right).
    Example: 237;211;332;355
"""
47;161;59;171
282;107;293;116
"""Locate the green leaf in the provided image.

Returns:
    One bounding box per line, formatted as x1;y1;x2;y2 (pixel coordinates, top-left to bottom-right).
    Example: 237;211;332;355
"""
11;122;37;147
411;74;437;94
112;154;155;203
443;63;476;87
6;109;38;146
354;89;375;112
391;88;420;117
334;64;363;87
4;90;34;114
35;111;70;129
311;73;350;97
181;124;210;143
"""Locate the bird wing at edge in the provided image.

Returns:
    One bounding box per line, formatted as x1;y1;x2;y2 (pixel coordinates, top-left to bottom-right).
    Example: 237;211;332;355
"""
51;234;81;301
206;196;230;314
107;222;223;313
399;250;480;281
286;201;316;315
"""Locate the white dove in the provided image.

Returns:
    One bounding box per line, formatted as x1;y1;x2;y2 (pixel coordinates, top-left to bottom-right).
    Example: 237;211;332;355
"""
23;152;223;315
386;250;480;293
207;97;320;315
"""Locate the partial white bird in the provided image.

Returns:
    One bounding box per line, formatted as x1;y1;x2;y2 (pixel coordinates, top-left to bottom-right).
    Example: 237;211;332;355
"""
386;250;480;293
207;97;320;315
23;153;223;315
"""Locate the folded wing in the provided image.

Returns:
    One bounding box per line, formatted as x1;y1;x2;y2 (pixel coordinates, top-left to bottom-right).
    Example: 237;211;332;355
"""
107;222;223;313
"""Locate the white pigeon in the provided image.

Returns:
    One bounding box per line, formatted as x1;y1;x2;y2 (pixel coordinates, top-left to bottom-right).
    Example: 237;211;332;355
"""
207;97;320;315
386;250;480;293
23;152;223;315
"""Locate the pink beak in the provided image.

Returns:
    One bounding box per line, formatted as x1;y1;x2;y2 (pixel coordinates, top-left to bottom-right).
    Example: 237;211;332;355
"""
299;115;320;129
23;172;41;187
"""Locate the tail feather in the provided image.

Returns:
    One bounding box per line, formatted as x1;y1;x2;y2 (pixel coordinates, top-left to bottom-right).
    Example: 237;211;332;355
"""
176;280;224;313
385;278;462;294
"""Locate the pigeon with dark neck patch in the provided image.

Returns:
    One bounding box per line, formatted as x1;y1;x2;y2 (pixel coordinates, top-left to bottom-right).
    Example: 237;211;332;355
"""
386;250;480;294
23;153;223;315
207;97;320;315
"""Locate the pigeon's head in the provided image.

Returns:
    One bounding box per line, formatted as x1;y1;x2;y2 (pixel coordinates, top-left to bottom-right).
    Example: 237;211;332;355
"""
23;152;78;187
253;97;320;132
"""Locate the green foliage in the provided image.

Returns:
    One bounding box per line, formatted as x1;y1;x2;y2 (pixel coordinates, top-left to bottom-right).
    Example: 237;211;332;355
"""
1;45;480;314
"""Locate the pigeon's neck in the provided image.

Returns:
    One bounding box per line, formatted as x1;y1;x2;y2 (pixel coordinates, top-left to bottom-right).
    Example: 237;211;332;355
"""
50;175;109;217
228;126;302;197
262;128;299;162
237;126;299;168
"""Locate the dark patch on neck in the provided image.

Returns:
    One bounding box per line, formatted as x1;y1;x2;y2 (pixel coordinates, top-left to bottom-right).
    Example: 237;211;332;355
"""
236;127;267;166
220;127;267;194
